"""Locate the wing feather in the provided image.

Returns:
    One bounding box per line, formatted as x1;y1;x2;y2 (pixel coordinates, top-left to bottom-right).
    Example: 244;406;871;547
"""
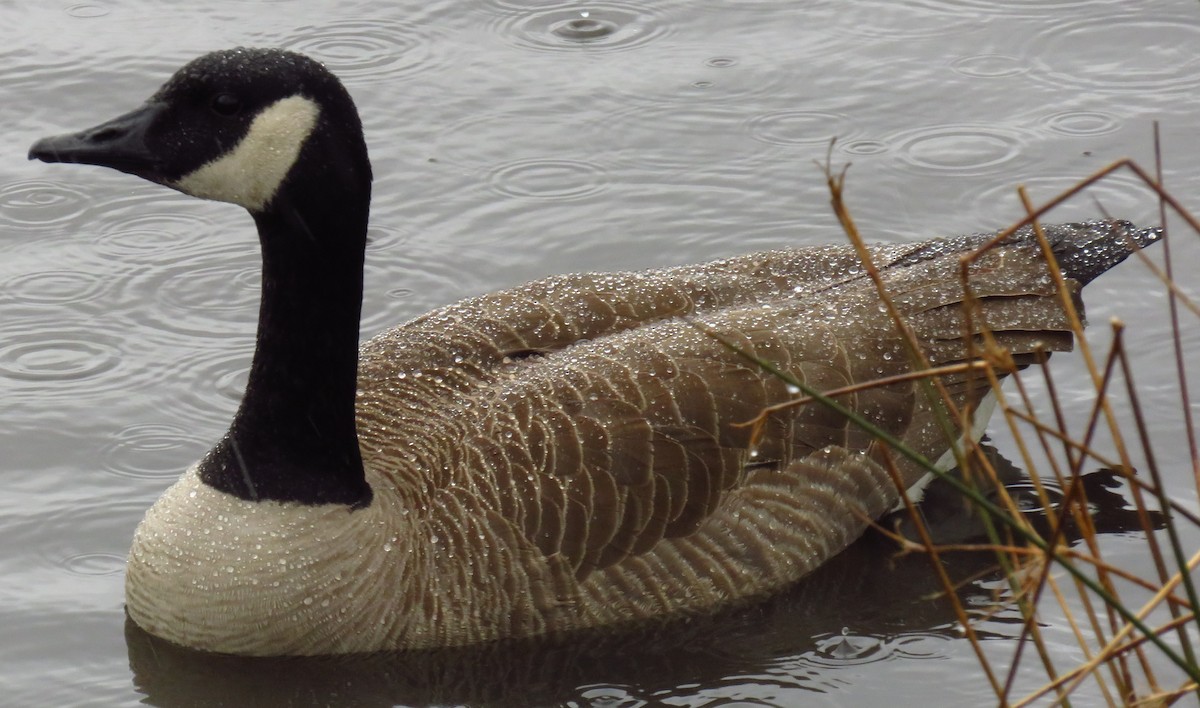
355;223;1144;593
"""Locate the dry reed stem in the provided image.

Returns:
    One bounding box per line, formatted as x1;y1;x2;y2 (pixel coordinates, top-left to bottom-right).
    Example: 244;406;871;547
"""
815;150;1199;703
875;445;1006;696
733;361;993;448
1016;548;1200;706
1047;573;1120;706
1151;126;1200;508
704;147;1200;703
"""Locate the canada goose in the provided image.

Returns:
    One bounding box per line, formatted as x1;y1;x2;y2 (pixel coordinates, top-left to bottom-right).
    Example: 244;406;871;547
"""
29;48;1158;657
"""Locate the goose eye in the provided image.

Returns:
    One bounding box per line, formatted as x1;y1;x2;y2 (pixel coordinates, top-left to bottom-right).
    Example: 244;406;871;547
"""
211;93;241;116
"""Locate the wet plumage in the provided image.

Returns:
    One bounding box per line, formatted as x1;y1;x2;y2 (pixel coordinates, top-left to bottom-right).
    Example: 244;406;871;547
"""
28;48;1159;655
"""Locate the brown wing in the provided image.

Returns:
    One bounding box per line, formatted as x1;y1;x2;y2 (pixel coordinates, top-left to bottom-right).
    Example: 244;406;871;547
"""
356;221;1146;584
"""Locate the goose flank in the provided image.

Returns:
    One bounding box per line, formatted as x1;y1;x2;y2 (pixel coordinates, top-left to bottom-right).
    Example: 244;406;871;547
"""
28;48;1160;656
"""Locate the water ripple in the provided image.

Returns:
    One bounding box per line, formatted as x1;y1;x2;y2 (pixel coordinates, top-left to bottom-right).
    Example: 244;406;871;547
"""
887;123;1033;177
102;423;211;480
361;240;513;329
1039;110;1122;138
65;3;110;18
433;108;607;169
492;3;669;53
6;50;166;148
33;498;145;577
747;110;859;147
840;139;888;156
905;0;1117;14
0;179;91;228
0;307;174;411
806;631;888;667
843;4;973;39
704;56;738;68
949;54;1028;79
365;223;413;255
599;47;801;106
4;269;109;305
799;629;955;671
600;103;771;170
62;552;126;576
1026;14;1200;93
93;198;225;264
1004;480;1066;514
488;158;609;200
887;631;956;660
127;242;260;338
279;19;446;83
0;332;120;383
962;171;1155;227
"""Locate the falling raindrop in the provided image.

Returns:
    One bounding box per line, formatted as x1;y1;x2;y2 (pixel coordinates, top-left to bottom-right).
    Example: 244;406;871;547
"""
551;12;618;40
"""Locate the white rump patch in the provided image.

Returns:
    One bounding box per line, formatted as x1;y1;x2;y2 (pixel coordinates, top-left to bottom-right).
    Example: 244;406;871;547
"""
896;389;999;509
174;95;319;211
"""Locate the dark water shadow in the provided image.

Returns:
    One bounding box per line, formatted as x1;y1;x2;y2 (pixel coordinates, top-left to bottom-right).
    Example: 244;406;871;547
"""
125;453;1161;707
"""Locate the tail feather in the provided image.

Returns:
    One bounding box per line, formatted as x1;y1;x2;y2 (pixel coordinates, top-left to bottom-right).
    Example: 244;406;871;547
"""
898;219;1161;286
1041;220;1161;285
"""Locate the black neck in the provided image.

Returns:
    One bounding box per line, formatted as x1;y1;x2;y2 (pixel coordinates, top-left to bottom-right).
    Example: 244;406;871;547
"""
198;181;372;506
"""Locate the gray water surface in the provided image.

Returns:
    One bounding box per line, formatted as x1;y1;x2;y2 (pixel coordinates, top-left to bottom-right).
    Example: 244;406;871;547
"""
3;1;1199;705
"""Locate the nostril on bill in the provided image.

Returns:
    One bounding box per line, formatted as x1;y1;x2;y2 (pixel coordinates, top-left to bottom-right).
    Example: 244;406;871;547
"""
90;126;124;142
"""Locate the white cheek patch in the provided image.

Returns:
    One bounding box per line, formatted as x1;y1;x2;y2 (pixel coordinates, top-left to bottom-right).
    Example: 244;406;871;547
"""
174;95;319;211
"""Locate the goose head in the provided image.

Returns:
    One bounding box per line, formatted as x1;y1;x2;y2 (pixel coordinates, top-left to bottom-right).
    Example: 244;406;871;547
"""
32;49;378;508
30;47;372;217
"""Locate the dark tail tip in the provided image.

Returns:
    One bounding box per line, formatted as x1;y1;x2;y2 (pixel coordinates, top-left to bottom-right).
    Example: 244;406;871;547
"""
1041;220;1161;286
